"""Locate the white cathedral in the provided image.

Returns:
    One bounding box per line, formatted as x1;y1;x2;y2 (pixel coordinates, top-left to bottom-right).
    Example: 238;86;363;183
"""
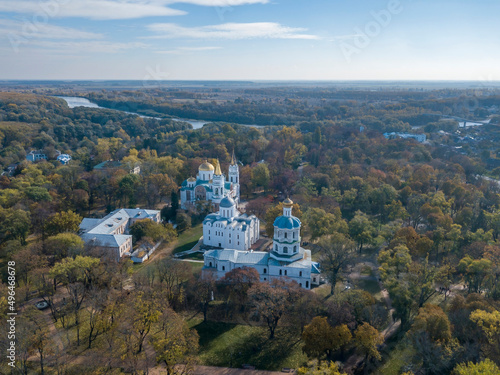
203;196;260;250
180;155;240;209
203;198;321;289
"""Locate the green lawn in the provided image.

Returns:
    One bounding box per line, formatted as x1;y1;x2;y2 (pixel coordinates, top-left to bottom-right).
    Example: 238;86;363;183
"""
190;319;307;371
187;261;204;273
173;224;203;254
374;339;416;375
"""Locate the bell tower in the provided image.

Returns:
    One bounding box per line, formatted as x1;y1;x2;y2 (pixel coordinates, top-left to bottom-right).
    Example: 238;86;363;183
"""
228;151;240;202
212;159;225;201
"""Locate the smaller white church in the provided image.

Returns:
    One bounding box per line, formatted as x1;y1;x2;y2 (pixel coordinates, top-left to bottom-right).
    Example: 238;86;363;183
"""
203;196;260;251
203;199;321;289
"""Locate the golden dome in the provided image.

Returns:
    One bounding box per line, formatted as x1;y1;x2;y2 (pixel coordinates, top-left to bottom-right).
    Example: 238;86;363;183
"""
199;160;214;172
187;177;196;182
283;198;293;207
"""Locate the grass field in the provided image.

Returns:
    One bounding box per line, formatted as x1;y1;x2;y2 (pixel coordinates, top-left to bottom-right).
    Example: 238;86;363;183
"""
190;319;308;371
173;224;203;254
375;338;416;375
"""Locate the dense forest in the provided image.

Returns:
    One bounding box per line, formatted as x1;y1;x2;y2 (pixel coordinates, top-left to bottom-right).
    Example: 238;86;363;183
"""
1;86;500;375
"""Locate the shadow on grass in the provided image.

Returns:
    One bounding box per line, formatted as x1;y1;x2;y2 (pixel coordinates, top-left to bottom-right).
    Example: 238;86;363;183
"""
203;326;301;371
173;239;199;254
355;278;381;295
193;321;238;348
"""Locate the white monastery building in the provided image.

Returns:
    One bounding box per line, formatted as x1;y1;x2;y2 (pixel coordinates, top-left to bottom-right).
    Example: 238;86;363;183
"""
203;196;260;251
79;208;160;261
203;199;321;289
180;154;240;209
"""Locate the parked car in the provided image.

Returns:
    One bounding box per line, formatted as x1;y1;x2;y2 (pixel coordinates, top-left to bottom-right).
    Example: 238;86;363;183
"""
35;301;49;310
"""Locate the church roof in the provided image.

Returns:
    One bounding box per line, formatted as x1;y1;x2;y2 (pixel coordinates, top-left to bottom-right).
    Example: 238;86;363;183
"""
274;215;301;229
205;249;269;265
199;160;214;171
311;263;321;274
220;196;235;208
203;212;258;231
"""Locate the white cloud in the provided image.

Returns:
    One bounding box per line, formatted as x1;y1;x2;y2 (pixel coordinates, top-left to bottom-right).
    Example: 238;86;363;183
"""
156;46;222;53
147;22;319;40
0;19;103;40
0;0;186;20
25;40;148;53
0;0;268;20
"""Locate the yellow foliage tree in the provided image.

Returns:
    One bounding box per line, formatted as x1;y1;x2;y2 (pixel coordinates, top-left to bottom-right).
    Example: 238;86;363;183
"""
354;322;383;361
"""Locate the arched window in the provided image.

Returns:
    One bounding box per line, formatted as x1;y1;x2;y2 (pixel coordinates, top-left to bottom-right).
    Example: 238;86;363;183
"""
284;232;287;238
263;268;267;274
279;269;282;275
209;262;212;267
222;266;225;271
294;246;297;253
275;244;278;251
215;188;218;194
284;270;287;276
293;231;296;238
306;281;309;288
299;271;302;277
284;246;288;253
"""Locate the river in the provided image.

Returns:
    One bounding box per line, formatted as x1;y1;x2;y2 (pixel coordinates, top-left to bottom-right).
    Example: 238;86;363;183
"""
57;96;209;130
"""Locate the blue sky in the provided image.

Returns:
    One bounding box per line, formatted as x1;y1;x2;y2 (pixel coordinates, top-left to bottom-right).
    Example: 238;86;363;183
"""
0;0;499;80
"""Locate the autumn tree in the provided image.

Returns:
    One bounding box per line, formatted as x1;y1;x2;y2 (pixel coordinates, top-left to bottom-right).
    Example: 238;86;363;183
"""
49;256;100;346
411;304;457;375
348;211;376;252
248;278;299;339
155;258;191;306
303;207;348;241
318;233;355;295
469;309;500;363
43;232;84;261
302;317;351;361
252;163;271;191
458;256;493;293
297;361;347;375
354;322;383;362
219;266;260;312
129;219;177;243
453;359;500;375
44;210;82;237
152;307;199;375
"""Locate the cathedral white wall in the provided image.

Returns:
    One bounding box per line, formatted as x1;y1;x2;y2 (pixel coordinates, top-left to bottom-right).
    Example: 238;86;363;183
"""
203;257;314;289
203;225;250;250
